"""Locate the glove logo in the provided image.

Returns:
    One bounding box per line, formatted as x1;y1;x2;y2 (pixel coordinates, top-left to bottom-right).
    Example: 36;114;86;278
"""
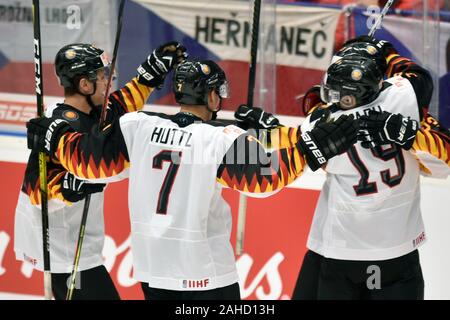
45;119;65;152
137;65;154;81
301;132;326;165
398;117;408;142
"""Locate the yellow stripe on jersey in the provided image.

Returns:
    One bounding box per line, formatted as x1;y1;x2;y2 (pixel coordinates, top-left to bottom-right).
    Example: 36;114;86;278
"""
216;129;306;194
118;77;153;112
412;114;450;172
269;126;302;150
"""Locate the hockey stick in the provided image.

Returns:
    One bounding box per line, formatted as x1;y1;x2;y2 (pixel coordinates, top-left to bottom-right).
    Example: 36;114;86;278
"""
32;0;52;300
236;0;262;256
368;0;395;38
66;0;126;300
99;0;126;129
294;0;395;116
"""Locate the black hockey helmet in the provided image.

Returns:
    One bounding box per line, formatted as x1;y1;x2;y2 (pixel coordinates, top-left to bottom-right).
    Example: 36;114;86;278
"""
332;41;387;74
55;43;110;89
321;56;383;109
173;59;229;106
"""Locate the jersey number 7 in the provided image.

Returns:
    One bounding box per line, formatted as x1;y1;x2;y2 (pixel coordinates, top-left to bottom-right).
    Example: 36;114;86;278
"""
152;150;183;214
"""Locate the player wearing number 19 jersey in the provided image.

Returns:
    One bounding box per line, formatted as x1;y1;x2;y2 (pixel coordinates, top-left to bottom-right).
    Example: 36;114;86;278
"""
293;37;445;300
26;58;359;299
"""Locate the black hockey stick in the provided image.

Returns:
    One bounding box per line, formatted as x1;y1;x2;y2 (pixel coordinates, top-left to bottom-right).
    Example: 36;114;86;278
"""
236;0;262;256
32;0;52;300
99;0;126;129
295;0;395;115
66;0;126;300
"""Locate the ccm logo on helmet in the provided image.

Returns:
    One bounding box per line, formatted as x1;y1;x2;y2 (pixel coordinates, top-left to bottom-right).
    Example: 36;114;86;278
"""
45;119;67;152
301;132;326;164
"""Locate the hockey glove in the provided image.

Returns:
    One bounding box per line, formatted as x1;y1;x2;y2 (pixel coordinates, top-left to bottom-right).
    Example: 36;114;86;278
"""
234;105;280;130
137;41;188;88
297;112;358;171
26;117;72;158
61;172;105;203
358;110;418;150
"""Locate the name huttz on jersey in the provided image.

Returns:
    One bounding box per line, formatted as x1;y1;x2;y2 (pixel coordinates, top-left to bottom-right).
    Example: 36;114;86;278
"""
150;126;193;147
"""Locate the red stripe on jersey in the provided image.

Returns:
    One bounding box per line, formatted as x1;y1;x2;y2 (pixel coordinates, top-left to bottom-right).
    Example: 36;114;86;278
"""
131;79;145;104
123;86;137;112
112;92;128;113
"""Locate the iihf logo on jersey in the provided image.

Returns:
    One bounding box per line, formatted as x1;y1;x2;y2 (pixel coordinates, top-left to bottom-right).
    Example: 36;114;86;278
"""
412;232;426;248
182;278;210;289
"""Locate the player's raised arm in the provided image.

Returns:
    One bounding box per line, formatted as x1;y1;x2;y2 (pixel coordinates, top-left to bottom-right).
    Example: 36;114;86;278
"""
216;107;358;194
358;110;450;178
412;113;450;177
26;116;130;183
105;42;188;117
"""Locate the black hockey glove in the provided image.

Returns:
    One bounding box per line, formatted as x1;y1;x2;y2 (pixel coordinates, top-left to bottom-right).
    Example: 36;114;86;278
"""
234;105;280;130
297;112;358;171
358;110;418;150
343;35;396;59
61;172;105;203
137;41;188;88
26;117;72;157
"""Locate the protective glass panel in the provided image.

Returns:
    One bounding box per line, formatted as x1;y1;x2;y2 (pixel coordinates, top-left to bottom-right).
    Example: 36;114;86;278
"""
0;0;118;134
351;0;450;127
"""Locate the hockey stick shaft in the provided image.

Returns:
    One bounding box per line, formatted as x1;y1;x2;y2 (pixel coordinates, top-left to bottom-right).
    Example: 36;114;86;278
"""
236;0;262;256
32;0;52;300
246;0;262;109
66;0;126;300
99;0;126;128
66;195;90;300
368;0;395;38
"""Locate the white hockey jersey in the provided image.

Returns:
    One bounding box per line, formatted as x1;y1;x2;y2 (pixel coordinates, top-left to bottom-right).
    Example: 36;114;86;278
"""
51;110;307;291
119;113;244;290
14;191;105;273
14;105;106;273
14;78;153;273
302;76;426;261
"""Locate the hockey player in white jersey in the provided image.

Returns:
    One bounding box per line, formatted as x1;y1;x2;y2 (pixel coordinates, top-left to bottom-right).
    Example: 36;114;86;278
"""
14;41;187;299
292;36;450;300
25;58;359;300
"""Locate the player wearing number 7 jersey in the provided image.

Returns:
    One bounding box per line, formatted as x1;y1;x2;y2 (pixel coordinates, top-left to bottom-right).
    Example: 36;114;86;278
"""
26;58;358;300
292;37;442;300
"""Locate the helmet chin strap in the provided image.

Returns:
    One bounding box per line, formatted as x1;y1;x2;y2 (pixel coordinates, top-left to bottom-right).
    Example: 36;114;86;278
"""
206;98;222;120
